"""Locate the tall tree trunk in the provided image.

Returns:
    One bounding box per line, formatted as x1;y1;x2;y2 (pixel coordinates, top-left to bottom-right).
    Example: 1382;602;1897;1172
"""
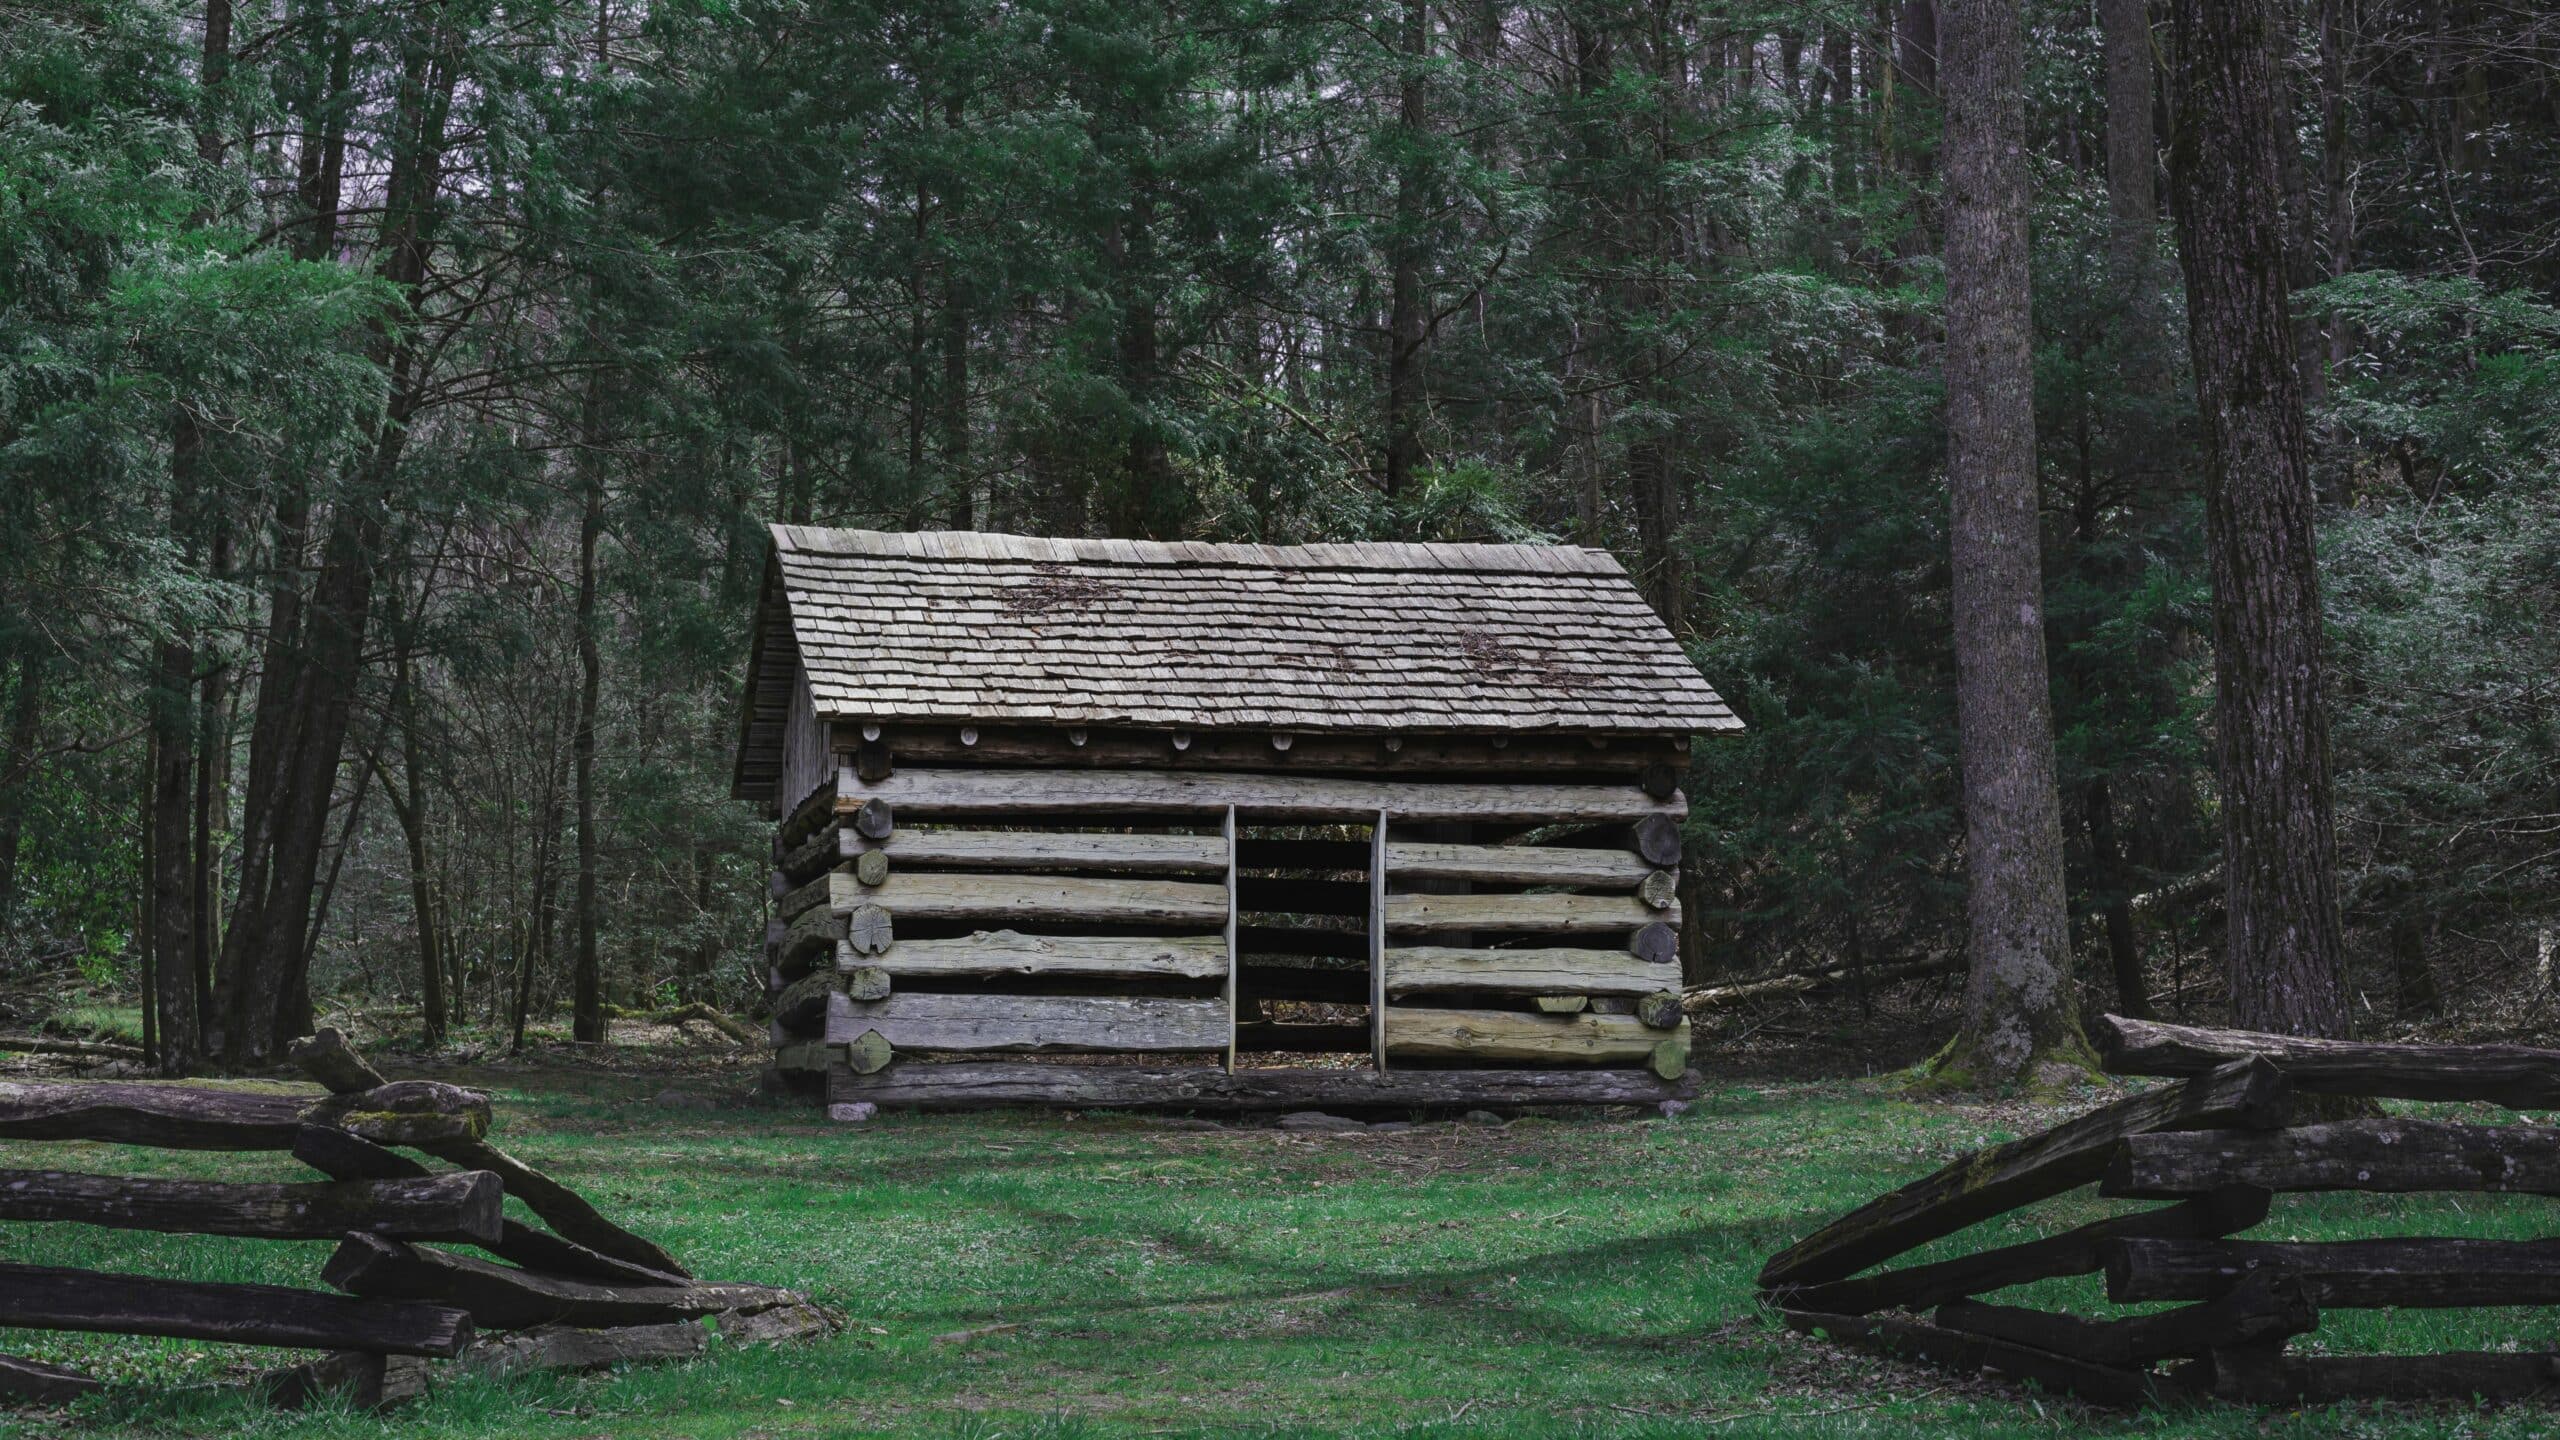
686;846;716;1002
1112;189;1176;538
137;747;158;1067
2169;0;2348;1038
1383;0;1429;501
222;5;345;1040
906;172;931;514
148;637;200;1075
191;520;231;1033
1893;0;1938;177
1823;26;1861;200
941;95;971;529
2085;777;2150;1017
1932;0;2086;1084
572;372;606;1046
1626;11;1688;632
2101;0;2169;493
0;644;44;928
2391;910;2438;1018
381;619;444;1047
2318;0;2354;369
217;7;460;1062
148;0;232;1074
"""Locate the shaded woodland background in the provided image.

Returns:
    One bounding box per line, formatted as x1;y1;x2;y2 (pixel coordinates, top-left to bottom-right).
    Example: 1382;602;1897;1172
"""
5;0;2558;1061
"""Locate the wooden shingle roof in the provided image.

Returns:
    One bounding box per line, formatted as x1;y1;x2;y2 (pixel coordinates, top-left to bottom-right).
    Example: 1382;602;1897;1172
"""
737;527;1735;790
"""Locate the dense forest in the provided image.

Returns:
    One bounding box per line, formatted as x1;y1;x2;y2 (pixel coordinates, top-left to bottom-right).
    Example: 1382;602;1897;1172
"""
5;0;2557;1071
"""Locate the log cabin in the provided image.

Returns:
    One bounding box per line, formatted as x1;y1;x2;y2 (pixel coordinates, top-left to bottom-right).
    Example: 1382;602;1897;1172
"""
732;526;1739;1111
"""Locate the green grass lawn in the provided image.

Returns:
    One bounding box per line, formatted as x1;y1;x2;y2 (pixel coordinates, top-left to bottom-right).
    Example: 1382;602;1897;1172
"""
1;1066;2553;1438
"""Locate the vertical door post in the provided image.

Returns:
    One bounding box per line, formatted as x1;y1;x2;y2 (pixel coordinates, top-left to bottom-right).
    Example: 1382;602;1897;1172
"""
1369;809;1389;1072
1222;805;1239;1073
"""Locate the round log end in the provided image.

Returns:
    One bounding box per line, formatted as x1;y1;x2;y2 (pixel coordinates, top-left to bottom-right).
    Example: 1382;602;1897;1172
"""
1635;991;1684;1030
1630;922;1677;966
1633;814;1682;868
846;1030;893;1076
1648;1034;1692;1082
845;903;894;956
1638;869;1678;910
854;798;895;840
853;849;890;887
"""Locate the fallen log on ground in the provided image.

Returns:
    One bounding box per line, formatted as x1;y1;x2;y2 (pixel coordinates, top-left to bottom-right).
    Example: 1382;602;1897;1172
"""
1773;1187;2270;1316
2093;1013;2560;1109
2105;1119;2560;1199
0;1354;101;1405
1682;956;1960;1013
640;1003;761;1047
464;1320;707;1377
1758;1059;2291;1290
0;1035;146;1062
0;1260;472;1356
1780;1309;2165;1408
2107;1236;2560;1308
716;1301;836;1346
1934;1266;2316;1366
0;1165;503;1244
324;1234;791;1330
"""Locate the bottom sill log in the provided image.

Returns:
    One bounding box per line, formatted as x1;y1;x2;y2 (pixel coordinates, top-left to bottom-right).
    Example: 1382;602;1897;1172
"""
826;1061;1700;1111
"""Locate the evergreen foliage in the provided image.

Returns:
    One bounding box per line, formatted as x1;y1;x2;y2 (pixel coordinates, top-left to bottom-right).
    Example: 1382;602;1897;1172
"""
2;0;2554;1046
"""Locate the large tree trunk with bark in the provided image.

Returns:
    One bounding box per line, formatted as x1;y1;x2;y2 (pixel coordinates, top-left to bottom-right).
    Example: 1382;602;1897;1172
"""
1110;188;1177;539
940;88;972;531
572;371;605;1046
2101;0;2169;491
217;6;462;1064
147;652;200;1074
381;626;445;1048
1930;0;2086;1085
1383;0;1429;502
0;643;41;927
2168;0;2348;1039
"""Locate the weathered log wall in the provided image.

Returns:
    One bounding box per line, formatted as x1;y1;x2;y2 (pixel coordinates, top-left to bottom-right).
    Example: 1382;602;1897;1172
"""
758;749;1697;1106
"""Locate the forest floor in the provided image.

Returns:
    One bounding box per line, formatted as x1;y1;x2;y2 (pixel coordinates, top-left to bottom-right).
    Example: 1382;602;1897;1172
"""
1;1038;2554;1439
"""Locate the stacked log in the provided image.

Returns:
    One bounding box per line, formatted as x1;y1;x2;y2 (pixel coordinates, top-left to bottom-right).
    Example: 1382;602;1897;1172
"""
0;1030;829;1413
1376;811;1690;1080
1761;1016;2560;1408
765;763;1703;1110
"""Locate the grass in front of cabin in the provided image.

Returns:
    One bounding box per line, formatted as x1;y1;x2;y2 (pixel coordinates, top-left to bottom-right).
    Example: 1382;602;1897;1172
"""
0;1068;2553;1438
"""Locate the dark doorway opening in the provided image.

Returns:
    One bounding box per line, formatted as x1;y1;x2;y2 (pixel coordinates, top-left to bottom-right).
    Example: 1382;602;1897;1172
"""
1232;821;1372;1068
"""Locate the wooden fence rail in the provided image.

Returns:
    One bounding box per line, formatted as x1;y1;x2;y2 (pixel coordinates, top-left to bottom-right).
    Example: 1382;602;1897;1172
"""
1761;1015;2560;1408
0;1030;829;1412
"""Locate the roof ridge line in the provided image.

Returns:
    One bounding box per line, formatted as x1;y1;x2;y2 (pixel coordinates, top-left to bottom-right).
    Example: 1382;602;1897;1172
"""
769;524;1627;578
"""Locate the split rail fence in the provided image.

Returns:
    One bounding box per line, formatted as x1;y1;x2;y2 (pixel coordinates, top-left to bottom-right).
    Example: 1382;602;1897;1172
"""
1762;1014;2560;1408
0;1031;826;1411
